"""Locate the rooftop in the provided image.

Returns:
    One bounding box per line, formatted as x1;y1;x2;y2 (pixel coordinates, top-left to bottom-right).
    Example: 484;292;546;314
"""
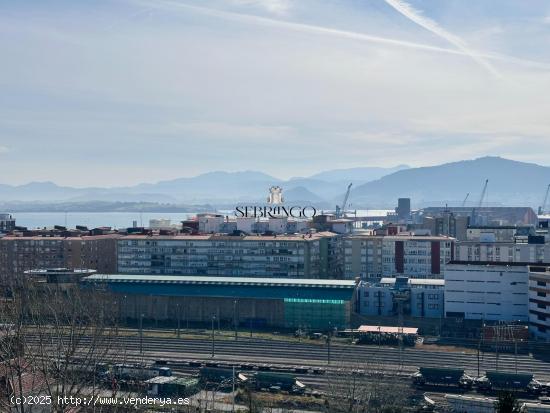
84;274;356;288
120;231;338;241
448;261;550;267
378;277;445;286
83;274;356;300
358;325;418;335
25;268;97;275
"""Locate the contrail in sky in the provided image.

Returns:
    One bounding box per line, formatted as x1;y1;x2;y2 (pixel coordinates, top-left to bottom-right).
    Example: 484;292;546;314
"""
384;0;501;77
134;0;550;71
140;0;484;56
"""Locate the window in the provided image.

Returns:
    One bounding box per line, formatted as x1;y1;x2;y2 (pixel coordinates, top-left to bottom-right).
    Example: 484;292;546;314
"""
537;292;547;297
538;281;547;287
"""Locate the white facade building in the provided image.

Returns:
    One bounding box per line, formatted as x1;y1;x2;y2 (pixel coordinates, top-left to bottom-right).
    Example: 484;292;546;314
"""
528;264;550;342
444;262;529;321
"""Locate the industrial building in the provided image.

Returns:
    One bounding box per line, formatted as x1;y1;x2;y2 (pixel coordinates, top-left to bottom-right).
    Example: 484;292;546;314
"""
444;261;530;321
420;211;469;240
357;276;444;318
0;214;15;234
395;198;411;222
420;206;539;227
83;274;357;330
116;232;341;278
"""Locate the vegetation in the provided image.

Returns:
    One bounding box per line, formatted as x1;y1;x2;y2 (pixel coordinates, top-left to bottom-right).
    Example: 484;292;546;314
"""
494;391;521;413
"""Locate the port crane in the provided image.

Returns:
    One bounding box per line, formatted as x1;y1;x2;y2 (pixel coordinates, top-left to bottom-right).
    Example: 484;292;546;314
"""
335;183;352;219
471;179;488;225
538;184;550;215
461;193;470;207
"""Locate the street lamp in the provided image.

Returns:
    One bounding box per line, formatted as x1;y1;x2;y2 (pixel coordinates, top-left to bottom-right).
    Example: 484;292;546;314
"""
233;300;238;341
326;322;332;365
139;313;145;355
176;303;181;338
211;315;216;358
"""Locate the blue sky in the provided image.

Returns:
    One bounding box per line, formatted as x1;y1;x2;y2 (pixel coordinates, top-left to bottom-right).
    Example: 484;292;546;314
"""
1;0;550;186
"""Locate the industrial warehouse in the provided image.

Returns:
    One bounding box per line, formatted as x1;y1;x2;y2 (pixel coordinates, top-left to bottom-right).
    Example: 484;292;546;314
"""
83;274;357;330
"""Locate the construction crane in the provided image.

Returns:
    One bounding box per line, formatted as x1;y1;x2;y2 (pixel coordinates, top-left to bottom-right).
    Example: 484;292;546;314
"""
538;184;550;215
335;183;352;219
461;193;470;207
471;179;488;226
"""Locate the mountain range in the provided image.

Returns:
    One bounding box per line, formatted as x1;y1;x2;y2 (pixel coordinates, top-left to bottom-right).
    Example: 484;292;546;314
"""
1;157;549;209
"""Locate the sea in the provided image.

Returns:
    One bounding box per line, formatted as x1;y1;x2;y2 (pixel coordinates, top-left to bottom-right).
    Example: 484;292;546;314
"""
11;210;393;230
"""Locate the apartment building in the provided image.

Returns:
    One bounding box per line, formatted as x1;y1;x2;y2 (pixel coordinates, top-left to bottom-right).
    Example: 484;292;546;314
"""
444;261;530;322
344;234;454;280
116;232;341;278
382;235;455;279
528;264;550;342
343;235;384;279
0;234;120;277
357;277;444;318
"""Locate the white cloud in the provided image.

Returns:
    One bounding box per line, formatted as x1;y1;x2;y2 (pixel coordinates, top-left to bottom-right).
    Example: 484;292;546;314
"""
0;146;9;154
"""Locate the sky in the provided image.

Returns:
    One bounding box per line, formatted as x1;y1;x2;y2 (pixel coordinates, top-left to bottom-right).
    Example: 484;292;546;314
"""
1;0;550;187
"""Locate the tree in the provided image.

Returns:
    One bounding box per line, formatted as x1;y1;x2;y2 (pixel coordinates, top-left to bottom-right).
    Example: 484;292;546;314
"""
324;359;410;413
494;391;521;413
0;273;128;412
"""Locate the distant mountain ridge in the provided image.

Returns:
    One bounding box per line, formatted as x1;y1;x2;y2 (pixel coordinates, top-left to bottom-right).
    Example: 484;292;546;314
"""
0;165;406;204
0;157;548;208
307;165;409;182
350;156;550;208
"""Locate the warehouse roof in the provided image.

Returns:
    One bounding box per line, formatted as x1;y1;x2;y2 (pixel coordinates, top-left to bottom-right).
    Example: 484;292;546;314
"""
379;277;445;286
83;274;356;300
84;274;355;288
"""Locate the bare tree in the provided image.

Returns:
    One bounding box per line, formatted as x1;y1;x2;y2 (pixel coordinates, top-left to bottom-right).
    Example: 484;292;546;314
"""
324;359;411;413
0;274;126;412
